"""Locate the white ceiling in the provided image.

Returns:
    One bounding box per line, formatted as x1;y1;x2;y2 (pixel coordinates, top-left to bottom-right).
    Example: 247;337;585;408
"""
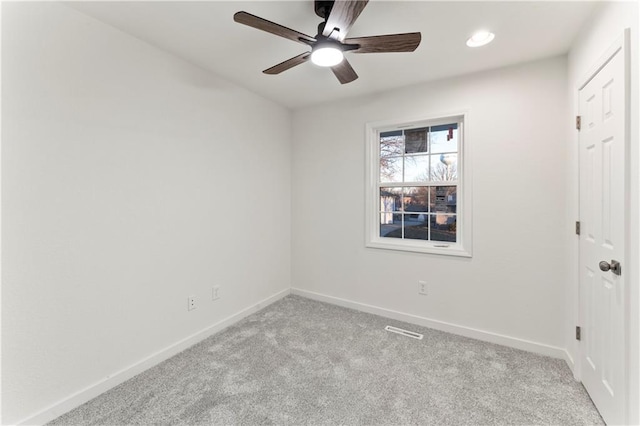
66;1;598;109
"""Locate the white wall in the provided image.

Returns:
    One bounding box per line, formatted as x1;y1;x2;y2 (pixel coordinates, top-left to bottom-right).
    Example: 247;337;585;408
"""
566;2;639;423
292;57;569;352
1;3;291;424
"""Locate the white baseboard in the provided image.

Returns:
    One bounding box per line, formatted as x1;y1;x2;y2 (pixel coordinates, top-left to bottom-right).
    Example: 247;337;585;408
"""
563;349;583;381
291;288;566;359
17;288;291;426
563;349;575;371
562;348;583;383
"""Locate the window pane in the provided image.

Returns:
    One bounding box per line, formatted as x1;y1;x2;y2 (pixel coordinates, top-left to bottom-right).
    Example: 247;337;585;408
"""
403;214;429;240
431;123;458;154
380;213;402;238
380;156;403;182
430;186;457;213
404;127;428;154
371;116;466;254
430;214;457;242
404;187;429;213
380;187;402;212
404;155;429;182
430;154;458;181
380;132;403;158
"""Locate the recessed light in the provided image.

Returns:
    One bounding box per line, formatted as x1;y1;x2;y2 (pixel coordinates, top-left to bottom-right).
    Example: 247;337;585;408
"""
466;31;495;47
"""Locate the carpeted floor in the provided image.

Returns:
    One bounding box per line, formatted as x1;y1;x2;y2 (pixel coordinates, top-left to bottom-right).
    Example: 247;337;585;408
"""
50;295;603;425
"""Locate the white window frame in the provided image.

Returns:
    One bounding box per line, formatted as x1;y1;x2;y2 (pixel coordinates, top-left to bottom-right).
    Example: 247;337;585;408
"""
365;112;472;257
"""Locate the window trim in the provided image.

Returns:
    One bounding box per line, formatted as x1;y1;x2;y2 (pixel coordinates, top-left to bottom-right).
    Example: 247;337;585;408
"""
365;111;472;257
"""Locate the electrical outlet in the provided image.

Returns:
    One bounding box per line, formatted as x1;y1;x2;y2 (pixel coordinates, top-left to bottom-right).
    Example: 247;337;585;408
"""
188;295;197;311
418;280;428;295
212;286;220;301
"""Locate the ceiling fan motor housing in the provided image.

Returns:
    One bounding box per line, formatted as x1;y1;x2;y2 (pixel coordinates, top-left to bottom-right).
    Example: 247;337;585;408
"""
314;1;334;19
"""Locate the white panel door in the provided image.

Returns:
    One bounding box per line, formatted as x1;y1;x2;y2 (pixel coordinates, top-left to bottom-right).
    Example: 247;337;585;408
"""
578;41;627;425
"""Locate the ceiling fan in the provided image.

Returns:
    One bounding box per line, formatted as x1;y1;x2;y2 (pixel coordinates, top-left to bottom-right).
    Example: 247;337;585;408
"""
233;0;421;84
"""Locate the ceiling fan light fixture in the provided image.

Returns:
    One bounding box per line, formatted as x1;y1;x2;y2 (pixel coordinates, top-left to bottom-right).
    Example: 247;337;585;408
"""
466;31;495;47
311;43;344;67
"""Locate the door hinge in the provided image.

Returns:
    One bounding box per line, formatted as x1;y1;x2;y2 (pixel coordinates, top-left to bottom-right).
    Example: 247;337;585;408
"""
576;326;581;341
576;115;581;131
575;221;580;235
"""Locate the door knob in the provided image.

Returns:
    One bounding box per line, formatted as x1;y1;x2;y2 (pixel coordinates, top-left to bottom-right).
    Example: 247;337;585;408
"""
599;260;622;276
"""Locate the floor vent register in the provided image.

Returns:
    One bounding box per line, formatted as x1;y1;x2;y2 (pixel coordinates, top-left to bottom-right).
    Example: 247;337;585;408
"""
384;325;424;340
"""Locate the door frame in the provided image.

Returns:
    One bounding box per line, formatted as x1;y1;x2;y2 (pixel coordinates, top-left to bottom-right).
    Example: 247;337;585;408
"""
576;28;631;423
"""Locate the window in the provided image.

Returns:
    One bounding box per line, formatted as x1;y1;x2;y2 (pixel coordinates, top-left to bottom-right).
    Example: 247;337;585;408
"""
365;113;471;256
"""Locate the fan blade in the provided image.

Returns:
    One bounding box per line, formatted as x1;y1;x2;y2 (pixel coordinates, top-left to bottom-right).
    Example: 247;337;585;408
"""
322;1;369;41
331;58;358;84
263;52;311;75
345;32;422;53
234;11;316;46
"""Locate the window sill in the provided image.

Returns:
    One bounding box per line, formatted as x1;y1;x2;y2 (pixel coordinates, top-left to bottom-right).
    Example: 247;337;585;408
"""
366;239;472;257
